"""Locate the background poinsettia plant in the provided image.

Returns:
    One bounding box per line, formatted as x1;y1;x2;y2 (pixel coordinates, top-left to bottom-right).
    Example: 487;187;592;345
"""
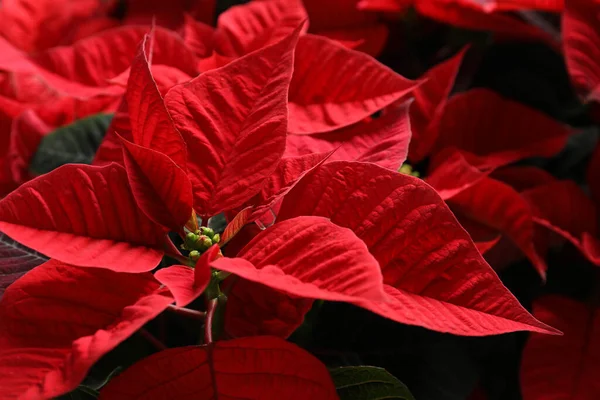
0;0;599;399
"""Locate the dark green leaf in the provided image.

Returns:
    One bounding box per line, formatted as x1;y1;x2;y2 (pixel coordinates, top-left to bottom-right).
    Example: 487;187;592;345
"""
0;233;47;299
208;213;227;235
330;366;415;400
29;113;113;175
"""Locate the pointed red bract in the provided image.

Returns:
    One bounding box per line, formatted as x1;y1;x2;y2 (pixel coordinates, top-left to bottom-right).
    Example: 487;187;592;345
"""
0;37;124;99
215;0;308;57
0;0;99;53
288;34;417;134
34;26;199;87
563;0;600;102
6;109;51;184
492;166;555;192
251;152;331;210
358;0;412;12
221;206;253;246
125;34;188;169
435;89;570;167
92;98;132;166
274;161;556;336
521;295;599;400
165;26;301;217
425;148;492;200
319;24;389;57
181;14;215;58
0;164;166;271
408;48;466;163
0;259;173;399
448;176;547;278
521;180;600;265
215;216;385;300
155;244;218;307
121;137;193;232
285;102;412;170
99;336;338;399
415;1;557;47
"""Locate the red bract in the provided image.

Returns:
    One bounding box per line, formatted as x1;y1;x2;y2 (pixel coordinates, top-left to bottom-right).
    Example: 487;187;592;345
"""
358;0;559;46
302;0;389;56
0;259;173;399
434;89;571;166
446;176;547;277
510;171;600;266
224;161;558;337
99;336;338;400
215;0;309;57
288;34;417;134
0;164;167;271
419;88;572;276
165;26;301;217
0;0;101;53
408;47;466;163
285;101;412;170
521;295;600;400
33;26;198;88
562;0;600;103
154;245;218;307
359;0;564;12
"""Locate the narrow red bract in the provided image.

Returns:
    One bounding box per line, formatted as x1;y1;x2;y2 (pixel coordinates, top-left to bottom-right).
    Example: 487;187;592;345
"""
124;34;188;169
120;137;193;233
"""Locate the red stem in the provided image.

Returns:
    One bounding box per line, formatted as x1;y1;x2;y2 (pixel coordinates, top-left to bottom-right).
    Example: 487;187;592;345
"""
205;298;218;344
139;328;167;350
167;304;206;319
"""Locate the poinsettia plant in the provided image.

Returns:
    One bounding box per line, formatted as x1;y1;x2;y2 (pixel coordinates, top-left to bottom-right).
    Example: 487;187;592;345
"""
1;0;600;399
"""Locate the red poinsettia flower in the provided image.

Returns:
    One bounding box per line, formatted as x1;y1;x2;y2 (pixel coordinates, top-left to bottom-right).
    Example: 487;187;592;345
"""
283;43;573;278
0;24;559;398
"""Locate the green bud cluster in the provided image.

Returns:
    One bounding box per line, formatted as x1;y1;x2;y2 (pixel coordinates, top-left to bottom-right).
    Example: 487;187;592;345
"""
182;227;221;257
399;163;420;178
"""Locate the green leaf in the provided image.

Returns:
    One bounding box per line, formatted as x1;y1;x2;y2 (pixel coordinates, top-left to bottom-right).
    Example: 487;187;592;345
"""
330;366;415;400
29;113;113;175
